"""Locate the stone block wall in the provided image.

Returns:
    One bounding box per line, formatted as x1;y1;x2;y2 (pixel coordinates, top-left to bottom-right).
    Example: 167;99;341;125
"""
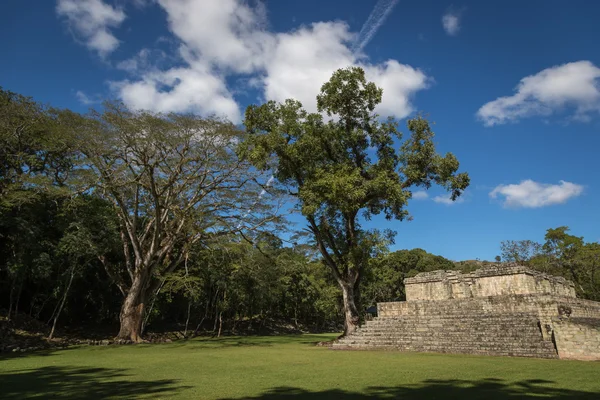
552;318;600;361
338;265;600;360
405;265;576;301
377;294;600;341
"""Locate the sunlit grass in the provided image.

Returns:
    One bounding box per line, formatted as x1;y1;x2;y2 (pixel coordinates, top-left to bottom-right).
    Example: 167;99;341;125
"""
1;334;599;399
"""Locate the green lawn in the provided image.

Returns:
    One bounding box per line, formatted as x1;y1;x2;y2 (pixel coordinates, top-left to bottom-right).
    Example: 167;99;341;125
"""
1;334;599;399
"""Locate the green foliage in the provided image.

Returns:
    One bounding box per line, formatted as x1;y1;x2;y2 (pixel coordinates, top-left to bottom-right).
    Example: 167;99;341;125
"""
0;82;466;337
244;67;469;331
500;240;542;263
363;249;455;306
501;227;600;301
0;89;75;208
154;238;341;332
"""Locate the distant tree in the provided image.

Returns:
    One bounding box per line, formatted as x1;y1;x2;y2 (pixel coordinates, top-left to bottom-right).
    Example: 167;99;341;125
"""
363;248;455;306
500;240;542;264
243;67;469;335
500;227;600;301
539;226;599;298
495;255;501;263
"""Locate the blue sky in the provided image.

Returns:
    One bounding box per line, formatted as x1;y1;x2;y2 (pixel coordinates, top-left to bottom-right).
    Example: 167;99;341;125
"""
2;0;599;261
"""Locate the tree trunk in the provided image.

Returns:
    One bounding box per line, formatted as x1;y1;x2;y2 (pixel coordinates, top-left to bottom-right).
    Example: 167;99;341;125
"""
14;278;23;315
141;278;166;335
184;300;192;338
341;282;360;336
49;265;76;340
193;298;210;337
117;272;148;342
7;278;15;321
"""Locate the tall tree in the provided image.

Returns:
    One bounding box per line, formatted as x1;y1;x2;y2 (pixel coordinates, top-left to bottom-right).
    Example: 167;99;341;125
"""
243;67;469;335
73;103;280;341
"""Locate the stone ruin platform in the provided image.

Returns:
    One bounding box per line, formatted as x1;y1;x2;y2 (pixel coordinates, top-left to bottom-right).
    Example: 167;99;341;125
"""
333;264;600;360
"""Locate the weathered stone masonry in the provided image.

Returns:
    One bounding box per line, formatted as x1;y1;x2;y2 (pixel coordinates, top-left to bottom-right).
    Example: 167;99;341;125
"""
333;264;600;360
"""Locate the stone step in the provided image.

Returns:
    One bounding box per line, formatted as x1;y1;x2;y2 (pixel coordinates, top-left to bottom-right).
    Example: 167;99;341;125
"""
332;344;556;354
336;339;553;348
368;313;540;321
333;310;558;359
365;320;539;327
365;320;540;327
361;324;540;330
339;337;551;346
331;345;558;359
358;322;540;329
356;328;540;335
332;340;557;350
373;310;542;317
340;334;551;344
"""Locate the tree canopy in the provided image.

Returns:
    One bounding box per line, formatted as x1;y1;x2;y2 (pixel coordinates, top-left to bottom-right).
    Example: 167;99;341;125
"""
243;67;469;334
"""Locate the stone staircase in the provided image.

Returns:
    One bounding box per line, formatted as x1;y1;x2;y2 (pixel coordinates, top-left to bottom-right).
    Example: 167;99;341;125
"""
332;311;558;358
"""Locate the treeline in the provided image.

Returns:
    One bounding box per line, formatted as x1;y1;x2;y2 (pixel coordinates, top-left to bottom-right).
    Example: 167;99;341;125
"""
2;81;597;342
500;227;600;301
1;67;474;340
0;86;460;339
0;88;331;337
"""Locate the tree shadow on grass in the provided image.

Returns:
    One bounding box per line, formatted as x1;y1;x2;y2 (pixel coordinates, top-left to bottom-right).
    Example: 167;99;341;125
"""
0;365;189;399
219;378;600;400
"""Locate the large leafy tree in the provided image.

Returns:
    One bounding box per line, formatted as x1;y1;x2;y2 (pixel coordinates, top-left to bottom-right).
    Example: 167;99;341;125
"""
243;67;469;335
71;103;281;341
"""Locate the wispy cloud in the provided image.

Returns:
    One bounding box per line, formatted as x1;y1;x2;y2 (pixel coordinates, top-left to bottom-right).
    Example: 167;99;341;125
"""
75;90;101;105
477;61;600;126
56;0;126;58
433;194;465;205
412;190;429;200
442;8;463;36
353;0;399;53
489;180;584;208
107;0;429;124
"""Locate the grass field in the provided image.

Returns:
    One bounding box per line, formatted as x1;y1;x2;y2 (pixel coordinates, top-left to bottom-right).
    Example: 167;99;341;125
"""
1;334;599;399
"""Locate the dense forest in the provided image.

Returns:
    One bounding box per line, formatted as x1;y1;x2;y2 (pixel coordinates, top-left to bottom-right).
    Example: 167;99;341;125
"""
1;68;598;346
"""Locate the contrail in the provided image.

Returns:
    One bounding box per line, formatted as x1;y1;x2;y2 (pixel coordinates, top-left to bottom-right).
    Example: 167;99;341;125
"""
353;0;399;53
237;174;276;230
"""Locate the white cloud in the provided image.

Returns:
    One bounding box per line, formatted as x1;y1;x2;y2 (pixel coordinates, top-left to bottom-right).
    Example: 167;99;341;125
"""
412;190;429;200
442;11;461;36
112;61;242;122
262;22;429;117
489;180;584;208
116;48;171;73
56;0;126;57
75;90;100;105
433;194;465;205
364;60;431;118
477;61;600;126
109;0;430;123
261;22;355;113
156;0;274;74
